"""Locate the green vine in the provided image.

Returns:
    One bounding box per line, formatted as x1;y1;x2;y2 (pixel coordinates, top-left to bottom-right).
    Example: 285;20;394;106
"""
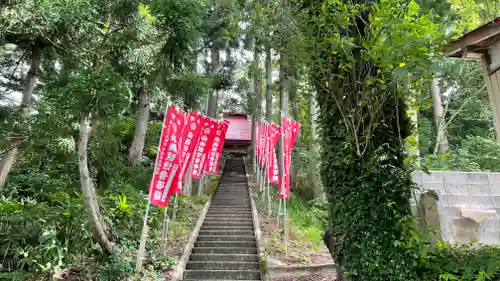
305;1;422;280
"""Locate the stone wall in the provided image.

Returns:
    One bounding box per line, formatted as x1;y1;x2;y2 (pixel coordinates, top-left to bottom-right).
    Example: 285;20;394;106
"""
413;171;500;244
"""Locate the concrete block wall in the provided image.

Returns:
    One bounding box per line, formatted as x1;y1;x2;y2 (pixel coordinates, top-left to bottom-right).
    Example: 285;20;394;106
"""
413;171;500;244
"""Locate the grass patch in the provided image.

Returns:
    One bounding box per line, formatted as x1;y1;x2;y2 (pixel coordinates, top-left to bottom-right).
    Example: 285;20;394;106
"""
247;166;330;264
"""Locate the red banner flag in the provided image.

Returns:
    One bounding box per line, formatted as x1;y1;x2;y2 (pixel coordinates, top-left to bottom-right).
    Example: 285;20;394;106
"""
259;123;268;167
174;112;204;194
280;117;300;199
192;118;217;179
269;151;279;184
205;120;229;175
173;110;187;194
149;106;184;207
265;124;281;184
255;122;260;161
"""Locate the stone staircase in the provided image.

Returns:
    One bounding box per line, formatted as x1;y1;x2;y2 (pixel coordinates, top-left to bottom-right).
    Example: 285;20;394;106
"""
184;157;261;281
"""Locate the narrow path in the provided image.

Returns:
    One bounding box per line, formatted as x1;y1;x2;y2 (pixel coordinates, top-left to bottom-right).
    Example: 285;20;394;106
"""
184;157;261;280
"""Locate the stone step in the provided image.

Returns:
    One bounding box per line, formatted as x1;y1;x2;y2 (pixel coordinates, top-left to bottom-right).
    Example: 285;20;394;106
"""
201;216;253;223
206;211;252;215
189;253;258;262
205;213;252;218
205;211;252;215
212;195;249;198
213;195;249;198
196;235;255;242
219;179;246;181
195;241;256;248
204;215;252;220
212;203;252;209
209;205;250;208
205;212;252;217
183;269;261;280
212;199;248;201
210;201;250;204
192;247;258;255
214;191;247;193
202;221;254;228
211;200;250;204
184;279;257;281
214;192;249;194
211;200;249;202
218;181;247;183
186;261;259;271
198;229;255;236
213;196;248;198
202;220;253;225
200;225;254;230
209;206;249;209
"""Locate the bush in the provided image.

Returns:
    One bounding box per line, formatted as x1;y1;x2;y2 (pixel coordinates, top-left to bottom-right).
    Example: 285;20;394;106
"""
0;195;94;275
88;248;134;281
419;242;500;281
424;136;500;172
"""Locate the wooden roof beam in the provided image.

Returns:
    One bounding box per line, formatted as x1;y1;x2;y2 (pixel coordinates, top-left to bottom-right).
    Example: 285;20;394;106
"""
445;19;500;58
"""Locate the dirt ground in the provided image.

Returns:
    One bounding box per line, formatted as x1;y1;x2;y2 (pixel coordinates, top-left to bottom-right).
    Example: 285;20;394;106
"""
260;211;333;266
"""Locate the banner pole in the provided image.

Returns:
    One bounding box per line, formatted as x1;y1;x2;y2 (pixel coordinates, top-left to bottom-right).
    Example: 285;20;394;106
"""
136;106;169;272
253;123;257;174
256;157;260;190
184;160;193;195
284;197;288;256
277;197;282;225
136;199;151;272
197;155;207;196
172;190;179;222
266;177;271;216
261;156;265;193
162;206;169;240
279;110;287;243
160;163;179;245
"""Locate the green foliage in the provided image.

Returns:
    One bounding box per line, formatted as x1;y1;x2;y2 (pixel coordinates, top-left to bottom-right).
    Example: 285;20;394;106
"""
0;195;94;274
418;242;500;281
0;114;202;278
424;136;500;172
292;144;322;200
88;248;134;281
287;194;327;244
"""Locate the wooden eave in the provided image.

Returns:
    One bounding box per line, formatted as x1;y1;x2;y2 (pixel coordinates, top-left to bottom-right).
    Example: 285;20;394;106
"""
445;18;500;60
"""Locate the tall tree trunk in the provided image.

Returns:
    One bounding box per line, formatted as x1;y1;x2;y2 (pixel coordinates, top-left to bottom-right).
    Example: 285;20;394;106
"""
307;91;316;152
309;1;417;280
431;78;449;155
307;91;322;199
288;64;299;193
251;45;263;150
265;42;273;121
289;65;300;123
128;87;150;167
0;40;42;188
207;46;220;118
279;52;289;179
78;114;114;253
